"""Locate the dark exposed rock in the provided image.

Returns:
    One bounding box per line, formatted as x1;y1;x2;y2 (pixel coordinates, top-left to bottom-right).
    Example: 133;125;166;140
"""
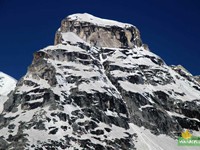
49;128;58;134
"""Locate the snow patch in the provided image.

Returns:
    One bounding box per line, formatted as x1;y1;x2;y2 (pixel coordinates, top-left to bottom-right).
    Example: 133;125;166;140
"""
67;13;133;28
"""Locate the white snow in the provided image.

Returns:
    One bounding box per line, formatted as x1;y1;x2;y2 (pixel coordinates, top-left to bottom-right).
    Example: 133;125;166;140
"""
67;13;133;28
0;71;16;96
61;32;90;46
166;111;189;120
0;72;16;113
105;109;119;117
41;43;86;53
26;98;43;104
139;104;154;111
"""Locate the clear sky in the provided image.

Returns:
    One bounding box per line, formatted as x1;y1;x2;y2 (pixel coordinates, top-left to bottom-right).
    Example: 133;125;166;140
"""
0;0;200;79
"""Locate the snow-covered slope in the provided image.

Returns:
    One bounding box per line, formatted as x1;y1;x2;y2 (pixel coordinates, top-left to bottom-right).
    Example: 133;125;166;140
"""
0;72;16;96
0;72;16;113
0;13;199;150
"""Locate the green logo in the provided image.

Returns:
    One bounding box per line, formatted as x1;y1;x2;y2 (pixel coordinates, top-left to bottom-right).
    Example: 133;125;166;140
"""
178;129;200;146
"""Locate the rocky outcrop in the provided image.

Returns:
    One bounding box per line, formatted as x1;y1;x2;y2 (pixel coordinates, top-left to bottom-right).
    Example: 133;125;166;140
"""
55;13;143;49
171;65;200;89
194;76;200;84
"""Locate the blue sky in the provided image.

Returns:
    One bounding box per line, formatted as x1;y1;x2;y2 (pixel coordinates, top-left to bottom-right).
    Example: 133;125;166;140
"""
0;0;200;79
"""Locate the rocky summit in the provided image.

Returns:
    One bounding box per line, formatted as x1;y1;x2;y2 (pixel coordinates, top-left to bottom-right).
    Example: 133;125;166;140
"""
0;13;200;150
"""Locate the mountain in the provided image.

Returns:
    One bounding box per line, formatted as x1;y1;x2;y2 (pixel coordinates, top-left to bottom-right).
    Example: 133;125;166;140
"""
0;72;16;96
0;13;199;150
0;72;16;113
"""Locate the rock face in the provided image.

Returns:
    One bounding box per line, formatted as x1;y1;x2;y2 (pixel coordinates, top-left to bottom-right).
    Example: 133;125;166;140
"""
194;76;200;84
0;13;200;150
55;13;144;49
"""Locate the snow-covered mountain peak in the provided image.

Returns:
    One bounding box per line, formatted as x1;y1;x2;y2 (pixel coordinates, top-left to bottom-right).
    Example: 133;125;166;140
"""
67;13;133;28
0;14;200;150
0;71;16;96
0;72;16;113
55;13;144;49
